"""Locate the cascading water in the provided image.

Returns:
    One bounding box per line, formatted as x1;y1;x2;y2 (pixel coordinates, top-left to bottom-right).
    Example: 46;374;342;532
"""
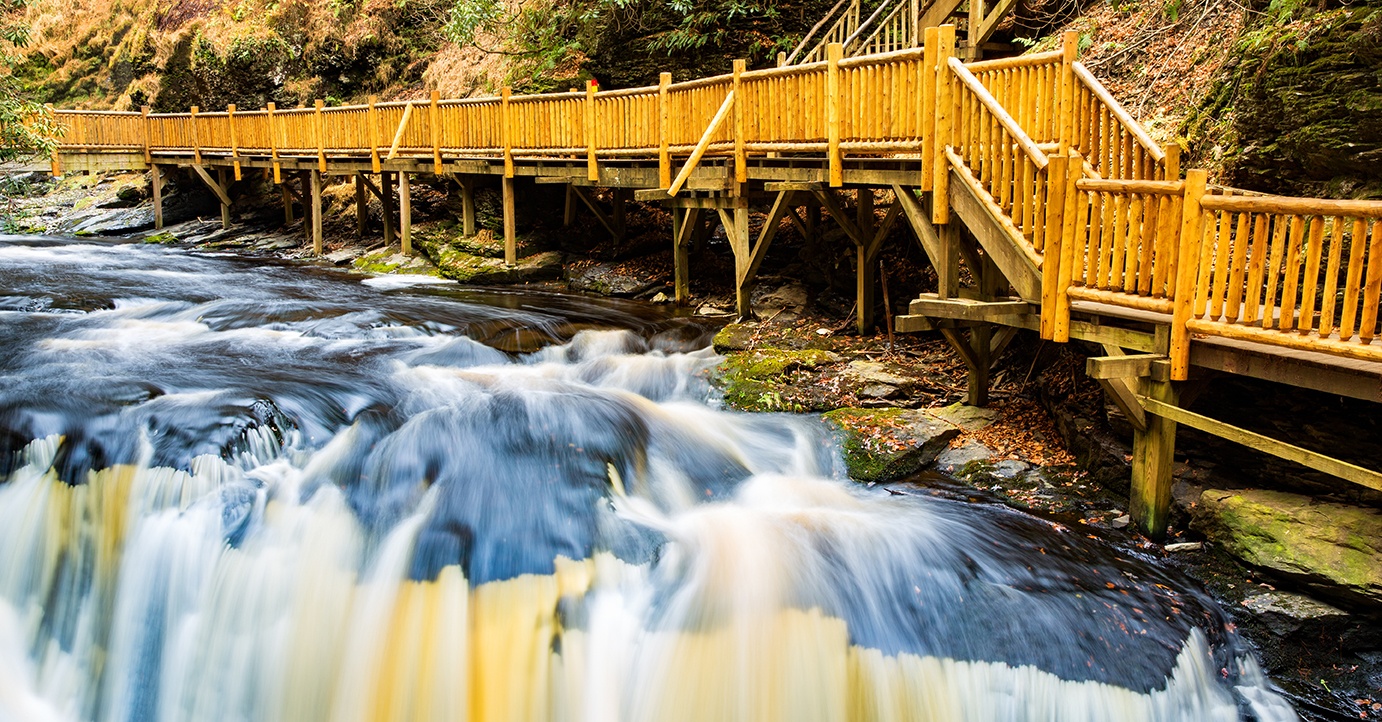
0;236;1297;722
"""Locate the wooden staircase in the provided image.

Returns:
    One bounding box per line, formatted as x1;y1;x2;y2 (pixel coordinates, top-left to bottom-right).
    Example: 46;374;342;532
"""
783;0;1018;64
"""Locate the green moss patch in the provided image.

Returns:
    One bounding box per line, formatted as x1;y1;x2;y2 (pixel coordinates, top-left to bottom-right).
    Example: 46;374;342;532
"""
822;408;960;482
710;348;841;412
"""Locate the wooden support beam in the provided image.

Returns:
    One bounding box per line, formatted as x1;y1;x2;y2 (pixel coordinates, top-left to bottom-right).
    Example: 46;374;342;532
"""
864;199;902;266
282;181;295;225
399;171;412;254
460;176;476;236
740;190;795;288
1131;377;1177;540
381;172;396;247
569;185;621;240
355;173;367;238
717;206;752;318
907;293;1031;320
310;169;324;255
1098;378;1148;431
764;181;822;192
1087;354;1165;379
217;167;231;229
673;207;700;305
612;187;629;239
151;164;163;230
189;164;231;208
810;188;869;246
300;173;311;245
502;175;516;266
1141;396;1382;493
564;185;576;227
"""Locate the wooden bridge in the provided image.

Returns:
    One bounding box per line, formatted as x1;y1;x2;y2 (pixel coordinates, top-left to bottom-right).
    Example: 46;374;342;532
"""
20;27;1382;539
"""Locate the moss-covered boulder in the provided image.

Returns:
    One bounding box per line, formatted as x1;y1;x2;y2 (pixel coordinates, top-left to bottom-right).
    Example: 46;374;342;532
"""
711;348;841;412
351;249;441;276
822;408;961;483
1192;488;1382;605
415;232;562;284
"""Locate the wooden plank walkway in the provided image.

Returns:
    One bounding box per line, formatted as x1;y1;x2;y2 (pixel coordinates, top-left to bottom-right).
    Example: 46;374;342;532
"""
16;27;1382;540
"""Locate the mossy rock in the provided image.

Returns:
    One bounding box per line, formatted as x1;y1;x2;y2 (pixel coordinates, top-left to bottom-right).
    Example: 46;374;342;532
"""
143;231;179;244
712;322;836;353
1191;488;1382;606
351;249;441;277
415;232;562;284
710;348;841;412
822;408;960;483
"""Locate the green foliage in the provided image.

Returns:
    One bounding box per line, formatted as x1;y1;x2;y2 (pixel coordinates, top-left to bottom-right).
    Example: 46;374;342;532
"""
1;0;61;163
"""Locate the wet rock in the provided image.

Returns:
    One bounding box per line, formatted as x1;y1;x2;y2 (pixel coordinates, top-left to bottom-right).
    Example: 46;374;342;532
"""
565;260;659;297
934;438;994;474
822;408;961;482
927;402;998;431
325;248;364;264
842;360;916;388
1192;488;1382;605
991;459;1030;479
1242;591;1347;621
752;280;808;316
858;383;898;399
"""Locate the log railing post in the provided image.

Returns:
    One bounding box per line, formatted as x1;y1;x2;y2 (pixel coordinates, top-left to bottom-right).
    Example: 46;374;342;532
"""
1039;152;1068;340
501;86;514;178
140;105;152;165
267;102;281;183
190;105;202;165
227;103;242;180
827;43;843;187
732;59;747;184
586;80;599;182
931;25;955;224
658;72;672;188
1163;143;1180;181
430;90;443;174
1054;150;1083;342
314;99;326;172
921;26;938;191
1170;169;1207;379
1058;30;1078;154
369;96;382;173
45;104;61;176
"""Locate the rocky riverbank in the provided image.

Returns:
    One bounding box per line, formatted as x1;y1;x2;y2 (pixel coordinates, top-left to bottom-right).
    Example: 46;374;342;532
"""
5;167;1381;719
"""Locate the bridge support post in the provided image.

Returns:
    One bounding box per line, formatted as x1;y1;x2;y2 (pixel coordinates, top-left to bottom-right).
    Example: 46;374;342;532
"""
856;189;876;334
355;174;367;238
282;182;295;226
381;172;396;247
502;175;517;266
613;188;630;239
151;164;163;230
672;207;698;305
216;168;231;229
460;176;476;236
299;173;311;245
1131;372;1178;541
310;169;323;256
563;185;576;227
399;171;412;254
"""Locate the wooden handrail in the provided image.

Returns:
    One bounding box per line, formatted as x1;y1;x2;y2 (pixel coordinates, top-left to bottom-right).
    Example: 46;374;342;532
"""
948;57;1048;170
1200;193;1382;217
1072;62;1164;162
785;0;854;64
965;49;1062;72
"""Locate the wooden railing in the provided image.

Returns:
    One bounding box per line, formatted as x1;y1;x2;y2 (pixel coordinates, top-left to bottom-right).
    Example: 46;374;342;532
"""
40;29;1382;378
1064;177;1185;315
945;56;1051;257
1182;191;1382;365
1070;62;1170;181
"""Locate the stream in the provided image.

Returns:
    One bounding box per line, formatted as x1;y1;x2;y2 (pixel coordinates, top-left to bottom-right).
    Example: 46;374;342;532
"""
0;236;1297;721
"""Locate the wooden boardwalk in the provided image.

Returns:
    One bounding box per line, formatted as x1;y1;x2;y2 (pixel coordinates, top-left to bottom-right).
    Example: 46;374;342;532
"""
19;27;1382;538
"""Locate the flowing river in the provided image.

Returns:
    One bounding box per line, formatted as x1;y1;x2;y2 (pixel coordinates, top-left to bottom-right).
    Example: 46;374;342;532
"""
0;236;1297;722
